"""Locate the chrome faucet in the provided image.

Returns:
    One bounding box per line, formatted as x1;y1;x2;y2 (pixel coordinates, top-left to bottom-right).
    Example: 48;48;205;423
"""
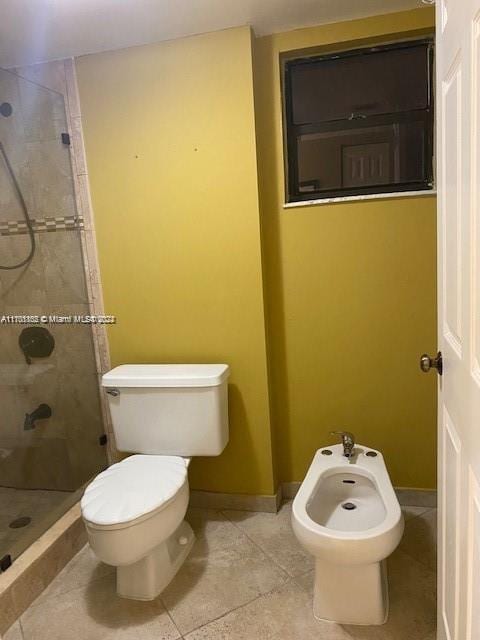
331;431;355;458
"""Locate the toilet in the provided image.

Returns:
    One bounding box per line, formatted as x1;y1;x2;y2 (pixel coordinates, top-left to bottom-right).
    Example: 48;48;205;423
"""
291;443;404;626
80;364;229;601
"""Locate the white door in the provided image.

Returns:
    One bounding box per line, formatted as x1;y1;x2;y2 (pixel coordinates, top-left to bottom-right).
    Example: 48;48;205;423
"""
436;0;480;638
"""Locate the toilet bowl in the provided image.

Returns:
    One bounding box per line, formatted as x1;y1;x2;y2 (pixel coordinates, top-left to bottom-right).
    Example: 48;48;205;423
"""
81;455;195;600
80;364;230;600
292;444;404;626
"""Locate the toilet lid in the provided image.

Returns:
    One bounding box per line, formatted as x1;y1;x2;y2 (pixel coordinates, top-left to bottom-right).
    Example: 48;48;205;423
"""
81;455;188;527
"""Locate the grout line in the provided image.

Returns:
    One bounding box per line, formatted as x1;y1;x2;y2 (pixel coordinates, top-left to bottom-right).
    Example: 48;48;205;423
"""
398;547;437;575
161;510;295;637
24;565;115;612
399;507;437;573
170;595;263;637
397;537;437;575
219;509;301;579
412;506;436;521
402;506;436;524
404;505;437;513
162;605;183;640
291;567;313;588
17;617;26;640
179;590;272;638
182;575;302;638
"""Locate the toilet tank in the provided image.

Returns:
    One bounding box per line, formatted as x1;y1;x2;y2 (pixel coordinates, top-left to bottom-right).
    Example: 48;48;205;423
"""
102;364;229;456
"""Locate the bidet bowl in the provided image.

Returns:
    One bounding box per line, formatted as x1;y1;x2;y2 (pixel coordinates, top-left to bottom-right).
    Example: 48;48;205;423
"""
292;445;404;565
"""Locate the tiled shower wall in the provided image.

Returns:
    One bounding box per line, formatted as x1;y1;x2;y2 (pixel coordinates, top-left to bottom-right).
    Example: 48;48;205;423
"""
0;59;113;491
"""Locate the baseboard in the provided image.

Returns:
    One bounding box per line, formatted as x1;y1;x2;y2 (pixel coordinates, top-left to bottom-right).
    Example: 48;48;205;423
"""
280;481;437;508
189;489;282;513
281;482;302;500
0;503;86;637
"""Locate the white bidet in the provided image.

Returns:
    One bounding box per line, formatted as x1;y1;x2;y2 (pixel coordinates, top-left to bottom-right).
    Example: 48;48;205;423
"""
291;444;404;625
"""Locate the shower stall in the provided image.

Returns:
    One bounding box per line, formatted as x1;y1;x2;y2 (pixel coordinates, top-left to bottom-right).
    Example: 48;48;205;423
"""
0;66;107;571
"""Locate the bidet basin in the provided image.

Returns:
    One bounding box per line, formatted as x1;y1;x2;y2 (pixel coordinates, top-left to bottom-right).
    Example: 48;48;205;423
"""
307;470;386;532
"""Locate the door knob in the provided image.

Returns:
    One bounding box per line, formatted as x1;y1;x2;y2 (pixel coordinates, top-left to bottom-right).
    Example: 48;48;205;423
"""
420;351;443;375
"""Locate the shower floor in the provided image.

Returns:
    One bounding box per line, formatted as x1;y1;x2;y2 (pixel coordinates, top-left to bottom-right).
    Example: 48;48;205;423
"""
0;487;73;561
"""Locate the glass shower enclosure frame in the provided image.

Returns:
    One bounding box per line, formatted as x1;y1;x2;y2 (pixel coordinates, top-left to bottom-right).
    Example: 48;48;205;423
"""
0;65;107;571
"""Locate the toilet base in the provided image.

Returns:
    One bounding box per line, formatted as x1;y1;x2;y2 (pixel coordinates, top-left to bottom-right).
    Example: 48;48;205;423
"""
116;520;195;600
313;558;388;625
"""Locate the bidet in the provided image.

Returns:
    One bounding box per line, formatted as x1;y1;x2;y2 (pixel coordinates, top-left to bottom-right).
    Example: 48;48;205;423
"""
292;444;404;625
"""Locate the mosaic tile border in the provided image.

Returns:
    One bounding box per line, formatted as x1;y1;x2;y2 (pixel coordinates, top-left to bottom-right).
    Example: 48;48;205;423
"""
0;215;84;236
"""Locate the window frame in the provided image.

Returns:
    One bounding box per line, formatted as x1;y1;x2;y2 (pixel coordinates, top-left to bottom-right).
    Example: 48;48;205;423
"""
283;38;435;204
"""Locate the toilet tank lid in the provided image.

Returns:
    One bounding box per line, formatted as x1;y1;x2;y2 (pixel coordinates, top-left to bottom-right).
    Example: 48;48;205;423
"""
102;364;229;388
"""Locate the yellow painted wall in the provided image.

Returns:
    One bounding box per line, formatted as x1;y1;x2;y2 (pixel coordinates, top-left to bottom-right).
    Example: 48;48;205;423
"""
77;8;438;496
76;27;276;495
254;7;438;490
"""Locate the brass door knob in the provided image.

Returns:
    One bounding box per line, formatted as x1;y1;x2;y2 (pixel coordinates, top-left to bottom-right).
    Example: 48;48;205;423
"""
420;351;443;375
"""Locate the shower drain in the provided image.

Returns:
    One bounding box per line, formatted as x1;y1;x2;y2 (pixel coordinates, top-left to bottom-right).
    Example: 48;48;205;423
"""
341;502;357;511
9;516;31;529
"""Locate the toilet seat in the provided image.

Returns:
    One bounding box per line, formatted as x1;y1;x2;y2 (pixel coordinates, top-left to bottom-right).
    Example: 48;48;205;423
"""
81;454;188;530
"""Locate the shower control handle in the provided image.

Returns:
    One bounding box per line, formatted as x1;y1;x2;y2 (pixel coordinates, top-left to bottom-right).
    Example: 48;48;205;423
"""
106;388;120;397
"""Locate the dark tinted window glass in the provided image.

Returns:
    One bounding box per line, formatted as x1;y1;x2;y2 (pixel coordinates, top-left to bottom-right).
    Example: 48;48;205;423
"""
284;40;434;201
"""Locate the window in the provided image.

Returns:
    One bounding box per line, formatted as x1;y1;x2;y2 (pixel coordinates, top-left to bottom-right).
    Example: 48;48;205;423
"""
283;39;434;202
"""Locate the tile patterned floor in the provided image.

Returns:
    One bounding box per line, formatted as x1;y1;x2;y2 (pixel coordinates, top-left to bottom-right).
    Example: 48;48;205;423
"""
0;487;70;559
3;502;437;640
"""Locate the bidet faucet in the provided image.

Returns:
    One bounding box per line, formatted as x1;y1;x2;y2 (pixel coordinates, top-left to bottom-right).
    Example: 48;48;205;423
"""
331;431;355;458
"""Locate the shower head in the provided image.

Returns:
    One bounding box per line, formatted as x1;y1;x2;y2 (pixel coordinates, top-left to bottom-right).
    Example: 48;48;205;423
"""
0;102;13;117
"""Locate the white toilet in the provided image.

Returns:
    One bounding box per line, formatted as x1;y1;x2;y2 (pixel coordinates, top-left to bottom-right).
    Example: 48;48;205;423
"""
291;437;404;626
80;364;229;601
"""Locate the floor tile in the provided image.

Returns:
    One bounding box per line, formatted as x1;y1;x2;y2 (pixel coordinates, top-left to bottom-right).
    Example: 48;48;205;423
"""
184;579;350;640
31;543;114;606
11;503;437;640
185;507;247;551
399;508;437;571
351;548;436;639
0;488;17;514
296;548;436;640
3;621;23;640
222;501;314;577
402;505;432;522
161;535;289;635
20;574;180;640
